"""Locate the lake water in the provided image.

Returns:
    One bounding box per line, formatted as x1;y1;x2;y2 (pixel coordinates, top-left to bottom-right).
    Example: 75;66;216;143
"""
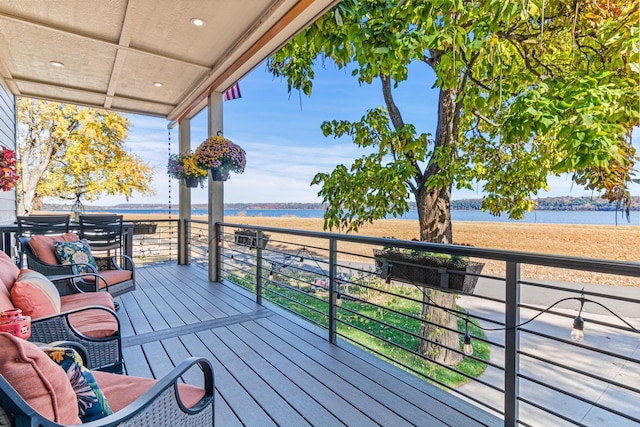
87;208;640;226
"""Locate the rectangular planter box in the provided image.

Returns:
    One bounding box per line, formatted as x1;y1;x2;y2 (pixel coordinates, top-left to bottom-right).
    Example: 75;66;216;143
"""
133;223;157;235
373;250;484;294
234;229;269;249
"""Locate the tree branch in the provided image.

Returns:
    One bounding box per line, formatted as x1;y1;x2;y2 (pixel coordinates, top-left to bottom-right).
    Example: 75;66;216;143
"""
473;110;500;127
380;74;424;184
380;74;405;131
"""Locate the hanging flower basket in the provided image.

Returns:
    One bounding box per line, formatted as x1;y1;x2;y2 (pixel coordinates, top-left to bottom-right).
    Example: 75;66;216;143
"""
167;151;207;187
373;249;484;294
0;147;19;192
194;136;246;181
211;168;228;182
183;176;199;188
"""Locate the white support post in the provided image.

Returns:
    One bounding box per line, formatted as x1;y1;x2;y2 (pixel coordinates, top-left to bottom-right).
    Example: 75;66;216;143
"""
207;93;224;282
178;118;191;265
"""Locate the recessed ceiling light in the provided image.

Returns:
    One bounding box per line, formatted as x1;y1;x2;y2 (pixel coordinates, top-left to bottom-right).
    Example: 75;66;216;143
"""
190;18;205;27
153;82;163;87
49;61;64;68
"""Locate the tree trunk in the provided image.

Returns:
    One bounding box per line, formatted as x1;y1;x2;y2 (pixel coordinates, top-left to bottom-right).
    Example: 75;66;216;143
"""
17;148;46;216
416;181;461;365
381;75;463;365
415;87;463;366
418;290;460;364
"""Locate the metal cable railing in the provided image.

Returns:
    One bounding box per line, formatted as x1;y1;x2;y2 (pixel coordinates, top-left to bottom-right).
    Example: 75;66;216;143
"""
202;222;640;426
128;219;178;265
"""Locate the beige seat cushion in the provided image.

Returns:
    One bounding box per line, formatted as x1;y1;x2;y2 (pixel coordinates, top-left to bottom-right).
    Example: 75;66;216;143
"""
92;371;206;412
0;333;81;425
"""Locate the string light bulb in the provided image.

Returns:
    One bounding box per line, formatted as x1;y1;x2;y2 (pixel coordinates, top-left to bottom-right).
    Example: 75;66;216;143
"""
571;296;585;342
571;316;585;342
463;334;473;356
298;256;304;267
463;318;473;355
385;264;392;284
336;292;342;306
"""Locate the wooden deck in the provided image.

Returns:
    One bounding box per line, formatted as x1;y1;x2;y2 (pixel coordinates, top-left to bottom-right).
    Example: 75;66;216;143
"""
117;263;501;426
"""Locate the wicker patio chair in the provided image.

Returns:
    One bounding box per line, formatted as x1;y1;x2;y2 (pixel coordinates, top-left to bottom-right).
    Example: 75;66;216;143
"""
0;338;214;426
28;305;123;373
79;214;136;295
18;236;135;298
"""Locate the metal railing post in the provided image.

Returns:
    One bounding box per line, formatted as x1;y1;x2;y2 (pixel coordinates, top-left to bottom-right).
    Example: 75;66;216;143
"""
256;231;263;305
213;223;222;282
328;238;337;344
505;261;521;426
178;219;191;265
185;219;191;265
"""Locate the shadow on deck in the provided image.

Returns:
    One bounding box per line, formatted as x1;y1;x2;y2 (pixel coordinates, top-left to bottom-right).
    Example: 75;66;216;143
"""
118;263;500;426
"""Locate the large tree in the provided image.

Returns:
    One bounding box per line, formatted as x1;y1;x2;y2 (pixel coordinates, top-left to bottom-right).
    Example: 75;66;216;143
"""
270;0;639;365
17;98;155;214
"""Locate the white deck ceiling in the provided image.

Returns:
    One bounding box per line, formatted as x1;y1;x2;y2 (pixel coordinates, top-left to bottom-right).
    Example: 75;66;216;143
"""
0;0;337;122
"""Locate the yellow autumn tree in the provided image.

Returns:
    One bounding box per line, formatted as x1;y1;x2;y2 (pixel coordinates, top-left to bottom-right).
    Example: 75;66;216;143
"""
17;98;155;214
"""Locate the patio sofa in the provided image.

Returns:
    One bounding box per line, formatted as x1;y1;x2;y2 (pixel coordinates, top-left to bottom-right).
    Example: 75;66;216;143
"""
0;333;214;426
0;251;122;372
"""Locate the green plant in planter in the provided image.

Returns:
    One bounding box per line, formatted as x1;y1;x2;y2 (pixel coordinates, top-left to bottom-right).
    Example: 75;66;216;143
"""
374;238;484;294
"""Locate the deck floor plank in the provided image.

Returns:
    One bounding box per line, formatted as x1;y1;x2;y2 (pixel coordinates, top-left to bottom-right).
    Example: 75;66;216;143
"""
141;340;175;380
225;322;351;426
140;266;228;321
118;291;154;335
159;336;204;386
150;279;213;323
249;317;431;426
177;331;278;426
257;319;484;426
214;390;243;427
217;323;347;426
159;265;251;318
175;264;261;314
134;267;188;328
113;295;135;338
126;285;170;333
196;328;313;426
121;345;153;378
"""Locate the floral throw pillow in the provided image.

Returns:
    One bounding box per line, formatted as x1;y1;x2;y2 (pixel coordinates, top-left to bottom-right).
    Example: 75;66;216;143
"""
42;347;113;422
53;240;98;275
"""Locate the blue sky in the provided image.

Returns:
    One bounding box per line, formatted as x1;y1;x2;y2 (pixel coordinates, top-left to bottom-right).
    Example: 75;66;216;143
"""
110;61;639;206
